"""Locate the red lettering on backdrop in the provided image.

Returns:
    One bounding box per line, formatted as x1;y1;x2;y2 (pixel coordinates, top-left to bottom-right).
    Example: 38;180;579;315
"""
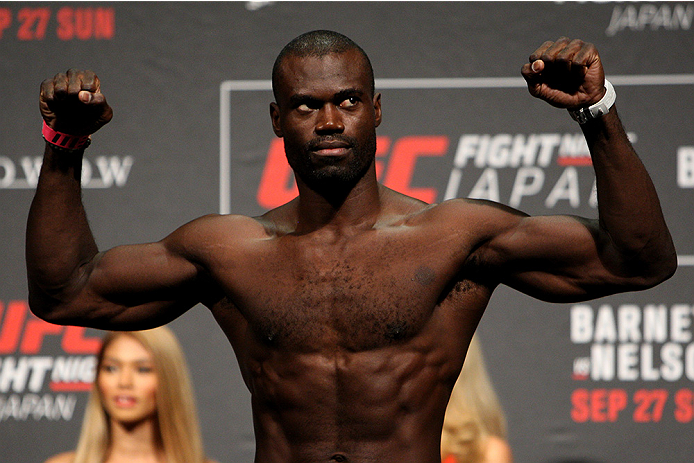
0;300;27;354
571;388;590;422
570;388;627;423
92;8;116;39
0;300;101;354
382;136;447;204
63;326;101;353
257;136;392;209
633;389;668;423
17;7;50;40
257;138;296;209
557;156;592;167
254;135;448;207
674;389;694;423
374;136;391;180
21;317;63;354
57;7;115;41
0;8;11;39
606;389;628;422
51;381;93;392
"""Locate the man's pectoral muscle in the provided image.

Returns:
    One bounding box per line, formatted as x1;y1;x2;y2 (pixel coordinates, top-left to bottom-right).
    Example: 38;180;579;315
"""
201;204;494;461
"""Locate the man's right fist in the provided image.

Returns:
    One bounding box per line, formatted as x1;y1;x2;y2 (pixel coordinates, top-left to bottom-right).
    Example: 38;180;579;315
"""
40;69;113;136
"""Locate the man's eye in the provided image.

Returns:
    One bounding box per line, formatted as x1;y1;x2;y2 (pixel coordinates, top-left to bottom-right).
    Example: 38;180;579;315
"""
297;103;312;113
340;97;358;108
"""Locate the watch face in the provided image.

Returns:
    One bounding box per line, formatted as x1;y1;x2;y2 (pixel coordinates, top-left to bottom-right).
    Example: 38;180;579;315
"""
569;108;589;124
570;80;616;125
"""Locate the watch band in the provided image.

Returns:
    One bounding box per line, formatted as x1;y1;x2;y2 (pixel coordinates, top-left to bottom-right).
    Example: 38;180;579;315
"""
42;120;91;151
568;79;616;124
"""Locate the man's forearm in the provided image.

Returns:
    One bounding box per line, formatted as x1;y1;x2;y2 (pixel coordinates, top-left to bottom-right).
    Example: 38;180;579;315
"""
584;107;677;280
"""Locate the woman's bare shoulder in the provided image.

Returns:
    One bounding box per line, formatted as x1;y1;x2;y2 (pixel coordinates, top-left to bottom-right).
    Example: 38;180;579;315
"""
482;435;513;463
43;451;75;463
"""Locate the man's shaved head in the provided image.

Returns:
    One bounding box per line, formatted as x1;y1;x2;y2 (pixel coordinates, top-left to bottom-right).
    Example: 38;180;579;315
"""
272;30;375;101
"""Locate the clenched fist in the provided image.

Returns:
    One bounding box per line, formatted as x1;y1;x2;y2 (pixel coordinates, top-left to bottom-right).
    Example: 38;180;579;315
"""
521;37;607;110
40;69;113;136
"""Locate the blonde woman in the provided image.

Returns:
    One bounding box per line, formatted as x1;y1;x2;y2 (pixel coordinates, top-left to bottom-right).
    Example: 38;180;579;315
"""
44;326;216;463
441;335;513;463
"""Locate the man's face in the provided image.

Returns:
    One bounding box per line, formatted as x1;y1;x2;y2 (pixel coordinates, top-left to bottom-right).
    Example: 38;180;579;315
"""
270;49;382;191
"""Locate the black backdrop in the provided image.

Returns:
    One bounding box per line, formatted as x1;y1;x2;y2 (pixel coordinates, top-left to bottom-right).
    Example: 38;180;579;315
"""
1;2;693;462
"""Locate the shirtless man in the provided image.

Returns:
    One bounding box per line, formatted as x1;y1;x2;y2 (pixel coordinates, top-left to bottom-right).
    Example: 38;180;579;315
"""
27;31;676;463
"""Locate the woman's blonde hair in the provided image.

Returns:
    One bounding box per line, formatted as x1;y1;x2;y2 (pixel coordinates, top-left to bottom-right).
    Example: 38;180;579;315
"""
71;326;207;463
441;334;508;463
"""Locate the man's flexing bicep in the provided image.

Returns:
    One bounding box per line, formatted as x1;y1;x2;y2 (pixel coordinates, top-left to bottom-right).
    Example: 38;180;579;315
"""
29;235;205;331
473;211;661;302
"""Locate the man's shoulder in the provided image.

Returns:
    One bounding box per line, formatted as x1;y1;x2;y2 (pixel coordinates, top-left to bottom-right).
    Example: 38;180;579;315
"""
398;197;529;246
171;213;278;244
187;212;267;229
407;197;523;224
256;200;299;235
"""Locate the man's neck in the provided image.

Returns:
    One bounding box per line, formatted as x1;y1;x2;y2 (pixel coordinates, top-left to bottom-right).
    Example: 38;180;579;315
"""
294;168;383;235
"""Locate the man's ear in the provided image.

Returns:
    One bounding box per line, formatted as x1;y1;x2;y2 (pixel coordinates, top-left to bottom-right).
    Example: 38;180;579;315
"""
373;93;382;128
270;102;283;137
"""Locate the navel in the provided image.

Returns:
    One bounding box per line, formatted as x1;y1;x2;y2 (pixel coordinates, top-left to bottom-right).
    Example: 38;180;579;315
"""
330;454;348;462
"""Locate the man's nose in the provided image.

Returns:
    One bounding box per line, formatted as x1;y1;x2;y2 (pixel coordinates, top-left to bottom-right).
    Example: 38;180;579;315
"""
315;104;344;133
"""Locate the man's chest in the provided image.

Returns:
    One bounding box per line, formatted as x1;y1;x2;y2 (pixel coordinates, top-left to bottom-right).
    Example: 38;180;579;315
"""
208;229;474;350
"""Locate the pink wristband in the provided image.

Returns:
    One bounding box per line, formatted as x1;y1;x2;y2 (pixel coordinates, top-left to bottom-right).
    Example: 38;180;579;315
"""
42;121;91;150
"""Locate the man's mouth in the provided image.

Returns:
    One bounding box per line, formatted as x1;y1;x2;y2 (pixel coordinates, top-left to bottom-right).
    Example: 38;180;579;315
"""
309;139;352;157
314;147;349;157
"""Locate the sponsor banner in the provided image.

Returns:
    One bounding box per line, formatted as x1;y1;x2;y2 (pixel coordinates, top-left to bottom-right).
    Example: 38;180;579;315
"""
220;81;693;223
569;302;694;424
0;155;134;189
605;3;694;36
0;5;115;42
0;300;101;422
